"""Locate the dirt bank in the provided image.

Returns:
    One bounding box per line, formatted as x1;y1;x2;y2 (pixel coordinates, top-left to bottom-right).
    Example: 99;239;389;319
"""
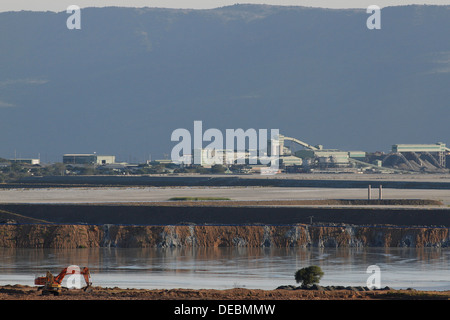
0;285;448;300
0;224;448;248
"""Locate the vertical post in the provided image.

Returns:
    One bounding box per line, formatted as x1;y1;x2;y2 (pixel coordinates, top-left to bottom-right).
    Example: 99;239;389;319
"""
379;185;383;200
368;185;371;200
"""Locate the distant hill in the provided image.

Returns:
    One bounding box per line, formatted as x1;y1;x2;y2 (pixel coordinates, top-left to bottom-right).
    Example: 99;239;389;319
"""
0;5;449;162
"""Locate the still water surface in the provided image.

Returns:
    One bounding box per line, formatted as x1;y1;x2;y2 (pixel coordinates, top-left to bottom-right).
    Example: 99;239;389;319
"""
0;247;448;291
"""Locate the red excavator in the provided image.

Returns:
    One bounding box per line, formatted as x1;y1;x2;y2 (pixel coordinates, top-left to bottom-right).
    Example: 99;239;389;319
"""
35;266;92;296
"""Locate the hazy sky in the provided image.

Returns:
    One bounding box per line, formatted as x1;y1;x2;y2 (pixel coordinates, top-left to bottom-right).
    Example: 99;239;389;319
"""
1;0;449;12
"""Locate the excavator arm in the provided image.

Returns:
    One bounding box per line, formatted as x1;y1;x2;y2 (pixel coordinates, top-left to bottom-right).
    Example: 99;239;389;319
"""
34;266;92;295
54;267;69;284
80;267;93;289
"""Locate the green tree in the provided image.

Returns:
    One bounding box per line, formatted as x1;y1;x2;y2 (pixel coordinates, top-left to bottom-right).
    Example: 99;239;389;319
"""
295;266;324;287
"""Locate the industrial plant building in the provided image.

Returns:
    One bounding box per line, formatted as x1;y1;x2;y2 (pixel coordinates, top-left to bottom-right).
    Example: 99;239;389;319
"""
2;135;449;176
274;134;366;169
58;138;450;174
148;137;450;173
192;149;255;167
9;158;40;165
295;149;350;167
391;143;448;167
63;154;116;165
271;135;450;173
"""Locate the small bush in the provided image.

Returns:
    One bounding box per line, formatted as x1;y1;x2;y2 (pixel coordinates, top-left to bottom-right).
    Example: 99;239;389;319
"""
295;266;324;287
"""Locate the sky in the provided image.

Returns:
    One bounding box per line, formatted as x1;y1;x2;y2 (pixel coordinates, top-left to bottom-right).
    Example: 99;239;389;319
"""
1;1;449;162
0;0;449;12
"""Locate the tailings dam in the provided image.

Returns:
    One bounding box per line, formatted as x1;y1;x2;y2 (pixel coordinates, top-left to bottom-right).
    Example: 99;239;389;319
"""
1;176;449;249
0;201;449;249
0;201;448;226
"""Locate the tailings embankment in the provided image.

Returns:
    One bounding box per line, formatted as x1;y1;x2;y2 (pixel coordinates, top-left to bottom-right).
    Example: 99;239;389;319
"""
4;174;450;189
0;224;448;249
0;203;449;226
0;203;449;248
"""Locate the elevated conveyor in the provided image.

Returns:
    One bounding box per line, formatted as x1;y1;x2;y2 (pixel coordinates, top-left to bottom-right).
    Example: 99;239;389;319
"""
279;135;319;155
348;158;413;174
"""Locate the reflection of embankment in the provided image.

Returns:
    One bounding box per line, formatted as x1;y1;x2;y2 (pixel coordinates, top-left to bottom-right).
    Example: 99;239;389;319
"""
0;224;448;249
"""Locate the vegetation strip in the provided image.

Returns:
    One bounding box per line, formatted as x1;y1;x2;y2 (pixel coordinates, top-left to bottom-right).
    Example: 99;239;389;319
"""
168;197;231;201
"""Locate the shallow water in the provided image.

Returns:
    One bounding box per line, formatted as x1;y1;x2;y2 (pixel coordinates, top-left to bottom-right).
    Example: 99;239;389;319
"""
0;247;448;291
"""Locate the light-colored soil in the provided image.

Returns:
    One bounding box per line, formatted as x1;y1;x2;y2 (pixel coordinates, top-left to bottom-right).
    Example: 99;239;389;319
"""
1;186;450;205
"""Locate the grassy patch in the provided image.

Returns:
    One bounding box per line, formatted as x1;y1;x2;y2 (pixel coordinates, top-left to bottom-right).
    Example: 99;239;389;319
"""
168;197;231;201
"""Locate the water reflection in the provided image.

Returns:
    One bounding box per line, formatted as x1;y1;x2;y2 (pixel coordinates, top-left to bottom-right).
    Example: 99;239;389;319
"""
0;247;448;290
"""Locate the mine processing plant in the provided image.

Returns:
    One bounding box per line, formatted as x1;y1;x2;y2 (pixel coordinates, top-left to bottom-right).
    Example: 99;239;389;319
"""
274;135;450;173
